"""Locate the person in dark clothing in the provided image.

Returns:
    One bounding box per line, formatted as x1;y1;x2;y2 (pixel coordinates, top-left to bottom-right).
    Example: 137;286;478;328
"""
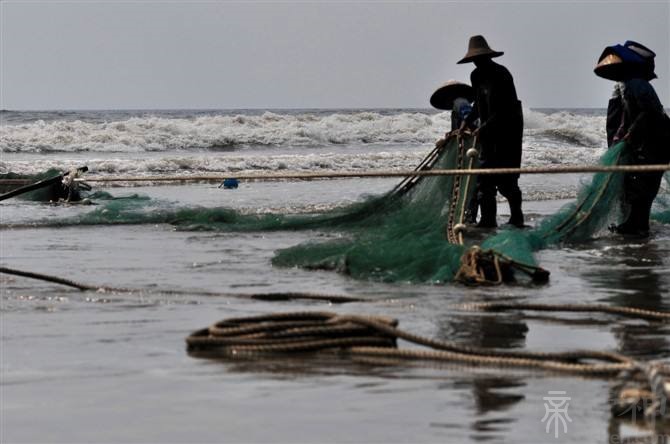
430;79;479;221
604;41;658;148
595;41;670;236
458;35;524;228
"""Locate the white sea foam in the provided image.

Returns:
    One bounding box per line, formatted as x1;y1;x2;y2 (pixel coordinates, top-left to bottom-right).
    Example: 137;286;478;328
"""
1;109;607;153
1;143;605;179
1;151;426;176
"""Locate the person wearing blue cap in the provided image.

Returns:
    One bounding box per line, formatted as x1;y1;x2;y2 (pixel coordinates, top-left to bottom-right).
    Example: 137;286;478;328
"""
430;80;479;222
595;40;670;236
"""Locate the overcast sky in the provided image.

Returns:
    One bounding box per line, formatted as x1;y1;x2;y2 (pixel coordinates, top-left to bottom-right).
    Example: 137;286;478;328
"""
1;1;668;110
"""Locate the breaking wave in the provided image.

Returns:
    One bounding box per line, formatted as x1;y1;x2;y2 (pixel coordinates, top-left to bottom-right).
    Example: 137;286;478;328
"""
1;111;447;153
1;109;607;153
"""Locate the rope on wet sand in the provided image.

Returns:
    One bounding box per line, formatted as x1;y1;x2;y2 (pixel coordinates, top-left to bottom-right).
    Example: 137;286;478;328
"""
3;264;667;416
456;301;670;321
4;265;670;318
0;265;362;303
69;163;670;184
0;266;110;291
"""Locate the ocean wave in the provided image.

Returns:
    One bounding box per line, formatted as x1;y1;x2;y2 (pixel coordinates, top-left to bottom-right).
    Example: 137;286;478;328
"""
524;110;606;148
1;110;607;153
0;151;425;177
1;111;450;153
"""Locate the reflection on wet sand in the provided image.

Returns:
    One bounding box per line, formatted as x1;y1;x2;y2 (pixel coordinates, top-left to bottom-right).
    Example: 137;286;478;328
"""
436;312;529;440
581;241;670;441
586;242;670;359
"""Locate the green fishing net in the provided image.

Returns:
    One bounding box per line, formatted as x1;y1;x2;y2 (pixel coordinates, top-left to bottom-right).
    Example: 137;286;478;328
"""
651;174;670;224
273;135;476;283
478;141;629;269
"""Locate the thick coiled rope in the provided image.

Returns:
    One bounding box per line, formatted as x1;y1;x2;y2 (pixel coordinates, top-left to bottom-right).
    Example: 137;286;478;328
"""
186;310;670;424
186;311;670;377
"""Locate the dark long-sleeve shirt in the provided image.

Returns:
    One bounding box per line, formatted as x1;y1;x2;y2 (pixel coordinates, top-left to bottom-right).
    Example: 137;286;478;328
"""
606;84;624;147
615;78;670;164
465;61;523;170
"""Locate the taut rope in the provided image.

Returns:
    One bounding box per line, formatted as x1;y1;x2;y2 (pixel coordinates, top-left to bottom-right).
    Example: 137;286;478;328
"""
58;163;670;184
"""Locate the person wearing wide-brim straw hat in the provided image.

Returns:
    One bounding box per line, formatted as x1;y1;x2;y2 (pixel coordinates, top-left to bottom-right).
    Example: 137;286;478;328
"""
593;40;658;82
594;42;656;83
430;80;474;110
458;35;525;228
430;80;475;131
595;40;670;237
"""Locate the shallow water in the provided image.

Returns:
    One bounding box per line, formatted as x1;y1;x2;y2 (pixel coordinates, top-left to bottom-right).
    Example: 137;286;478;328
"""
2;177;669;444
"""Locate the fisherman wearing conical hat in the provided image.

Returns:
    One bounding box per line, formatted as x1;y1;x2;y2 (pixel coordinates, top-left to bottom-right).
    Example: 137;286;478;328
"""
458;35;524;228
595;40;670;236
430;79;475;131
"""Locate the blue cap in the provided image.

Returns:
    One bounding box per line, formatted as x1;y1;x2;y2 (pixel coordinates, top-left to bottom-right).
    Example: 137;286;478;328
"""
607;44;645;64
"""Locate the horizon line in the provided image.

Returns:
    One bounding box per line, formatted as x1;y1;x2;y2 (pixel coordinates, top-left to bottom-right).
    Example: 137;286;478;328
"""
1;106;612;113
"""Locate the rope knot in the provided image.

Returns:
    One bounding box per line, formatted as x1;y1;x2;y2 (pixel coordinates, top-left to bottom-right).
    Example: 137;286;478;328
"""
454;247;550;285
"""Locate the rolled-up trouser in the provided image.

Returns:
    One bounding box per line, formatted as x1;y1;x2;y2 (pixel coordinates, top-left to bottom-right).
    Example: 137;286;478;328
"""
621;171;664;230
476;173;522;225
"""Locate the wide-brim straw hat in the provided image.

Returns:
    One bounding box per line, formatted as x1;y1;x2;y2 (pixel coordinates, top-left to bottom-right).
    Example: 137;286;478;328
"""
457;35;504;64
430;80;474;110
594;44;655;81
